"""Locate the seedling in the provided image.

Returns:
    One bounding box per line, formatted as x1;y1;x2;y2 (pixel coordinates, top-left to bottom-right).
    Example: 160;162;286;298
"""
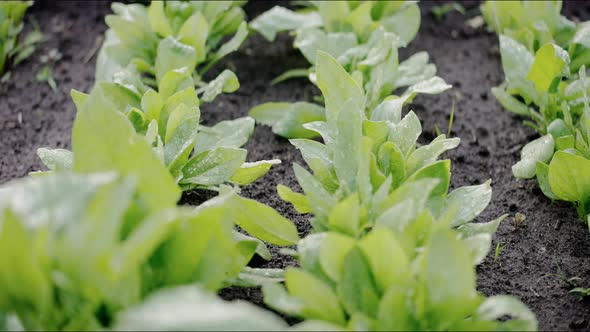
35;65;57;92
96;1;249;103
249;2;451;139
513;212;526;228
483;0;590;221
0;1;42;78
570;287;590;301
263;227;536;330
37;67;280;192
494;241;506;261
431;2;466;22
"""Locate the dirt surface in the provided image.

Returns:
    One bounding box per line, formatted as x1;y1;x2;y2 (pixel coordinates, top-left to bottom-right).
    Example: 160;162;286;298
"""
2;0;590;330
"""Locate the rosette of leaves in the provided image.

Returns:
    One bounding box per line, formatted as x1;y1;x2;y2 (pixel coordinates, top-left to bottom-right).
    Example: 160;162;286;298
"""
262;226;537;331
275;52;496;255
96;1;249;103
0;0;42;78
34;80;300;258
482;1;590;221
248;1;450;139
0;170;301;330
37;68;280;192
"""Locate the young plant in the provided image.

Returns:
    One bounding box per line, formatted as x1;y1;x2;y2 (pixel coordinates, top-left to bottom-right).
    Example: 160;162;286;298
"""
483;0;590;221
96;1;249;103
277;52;495;250
0;0;42;78
36;82;299;255
249;1;450;139
0;171;299;330
262;227;537;331
37;68;280;192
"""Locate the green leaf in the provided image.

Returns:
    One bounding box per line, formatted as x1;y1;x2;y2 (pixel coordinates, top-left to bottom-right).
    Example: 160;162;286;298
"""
0;172;119;231
403;76;452;101
232;231;271;261
277;185;311;214
358;228;409;293
271;68;310;85
180;148;247;186
535;162;558;200
154;195;238;289
156;87;199;137
212;21;248;61
72;86;180;212
0;210;51;316
36;148;73;171
406;136;460;175
512;134;555;179
178;12;209;64
499;35;534;82
462;233;493;265
491;86;530;116
200;69;240;103
337;246;380;317
395;52;436;87
318;232;356;282
262;283;304;317
406;160;451;197
250;6;322;41
228;195;300;246
158;69;194;100
333;99;363;194
164;114;200;177
377;142;405;188
230;160;281;186
475;295;538;331
194;117;253;155
273;103;327;139
526;43;569;92
164;103;194;144
294;29;358;65
423;228;479;328
375;179;439;225
456;214;506;238
444;181;493;227
290;139;332;174
229;267;284;287
379;2;420;46
284;268;346;325
548;151;590;202
328;194;362;237
377;284;413;330
249;102;326;139
155;37;197;83
370;96;405;122
316;51;365;122
293;164;336;217
147;1;173;37
71;89;89;110
388;111;422;156
114;286;287;331
141;89;164;122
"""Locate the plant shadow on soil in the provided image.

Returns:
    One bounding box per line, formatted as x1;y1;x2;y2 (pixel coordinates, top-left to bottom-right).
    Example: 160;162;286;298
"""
1;0;590;330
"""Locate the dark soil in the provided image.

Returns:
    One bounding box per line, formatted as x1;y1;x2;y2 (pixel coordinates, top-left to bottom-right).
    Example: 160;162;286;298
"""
1;1;590;330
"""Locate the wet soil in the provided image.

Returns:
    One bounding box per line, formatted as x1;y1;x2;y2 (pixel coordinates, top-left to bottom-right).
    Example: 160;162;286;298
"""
1;1;590;330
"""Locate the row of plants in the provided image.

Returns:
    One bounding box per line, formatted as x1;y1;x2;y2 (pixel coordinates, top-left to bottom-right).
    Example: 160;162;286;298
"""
0;0;543;330
483;0;590;223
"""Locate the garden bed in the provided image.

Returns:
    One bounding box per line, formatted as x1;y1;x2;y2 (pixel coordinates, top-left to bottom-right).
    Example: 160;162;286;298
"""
1;1;590;330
